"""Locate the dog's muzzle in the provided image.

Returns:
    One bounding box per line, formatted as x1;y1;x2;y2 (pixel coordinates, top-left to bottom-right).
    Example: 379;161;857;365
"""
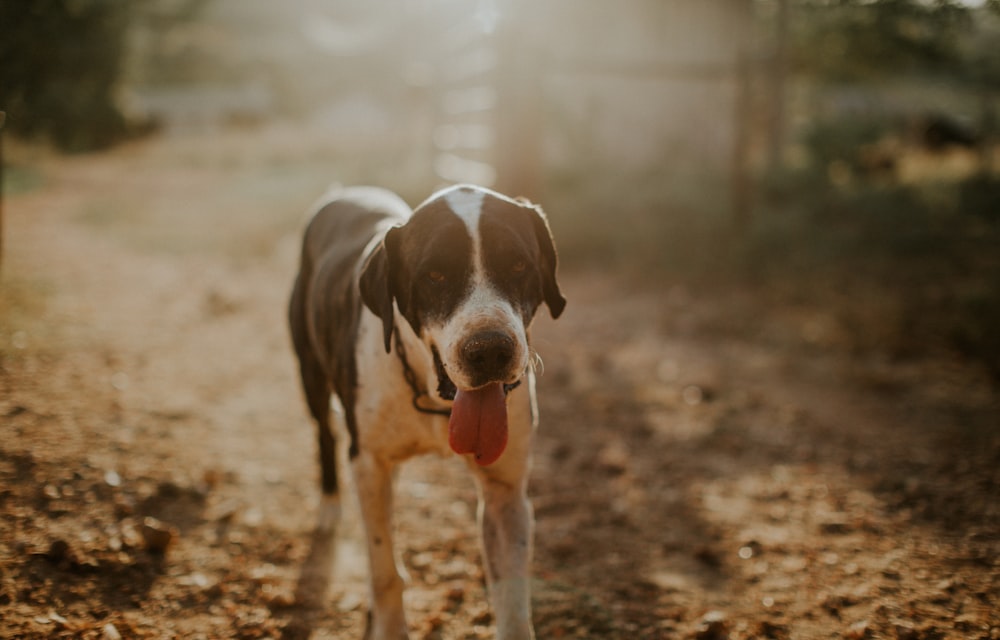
461;330;516;386
433;333;522;402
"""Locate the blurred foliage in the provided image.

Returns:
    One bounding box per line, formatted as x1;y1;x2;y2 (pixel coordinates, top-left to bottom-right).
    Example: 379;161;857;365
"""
802;115;896;176
0;0;208;151
755;1;1000;377
791;0;974;81
751;161;1000;377
958;5;1000;90
0;1;131;151
562;0;1000;378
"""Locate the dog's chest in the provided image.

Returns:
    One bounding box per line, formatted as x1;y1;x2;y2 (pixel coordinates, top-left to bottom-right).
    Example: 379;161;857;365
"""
352;311;453;460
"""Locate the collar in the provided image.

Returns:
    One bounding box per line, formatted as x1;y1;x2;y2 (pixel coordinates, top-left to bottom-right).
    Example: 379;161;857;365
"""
393;328;453;417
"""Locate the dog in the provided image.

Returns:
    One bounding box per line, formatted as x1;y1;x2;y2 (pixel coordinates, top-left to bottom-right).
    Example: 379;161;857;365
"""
288;183;565;639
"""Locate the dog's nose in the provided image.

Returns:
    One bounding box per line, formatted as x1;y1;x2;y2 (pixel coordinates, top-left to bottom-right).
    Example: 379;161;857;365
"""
461;331;516;377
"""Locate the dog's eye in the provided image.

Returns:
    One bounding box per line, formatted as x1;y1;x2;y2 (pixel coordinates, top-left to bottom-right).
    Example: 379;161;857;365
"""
427;270;447;284
511;260;527;275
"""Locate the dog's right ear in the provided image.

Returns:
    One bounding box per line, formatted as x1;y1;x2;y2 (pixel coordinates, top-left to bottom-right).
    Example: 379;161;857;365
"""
360;227;400;353
525;203;567;320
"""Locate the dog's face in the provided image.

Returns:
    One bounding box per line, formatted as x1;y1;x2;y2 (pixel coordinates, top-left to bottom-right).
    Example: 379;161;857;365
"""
360;185;565;401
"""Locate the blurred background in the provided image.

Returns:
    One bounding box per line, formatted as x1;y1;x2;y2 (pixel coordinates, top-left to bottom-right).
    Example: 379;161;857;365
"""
2;4;1000;637
2;0;999;371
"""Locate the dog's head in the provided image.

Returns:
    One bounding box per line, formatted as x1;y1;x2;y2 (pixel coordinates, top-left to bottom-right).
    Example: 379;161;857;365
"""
360;184;565;402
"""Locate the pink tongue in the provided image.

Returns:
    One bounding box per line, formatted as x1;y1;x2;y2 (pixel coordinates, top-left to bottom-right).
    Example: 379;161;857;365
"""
448;382;508;466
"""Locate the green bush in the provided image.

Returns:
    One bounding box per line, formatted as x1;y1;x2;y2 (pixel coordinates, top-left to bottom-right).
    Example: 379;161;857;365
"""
0;2;132;151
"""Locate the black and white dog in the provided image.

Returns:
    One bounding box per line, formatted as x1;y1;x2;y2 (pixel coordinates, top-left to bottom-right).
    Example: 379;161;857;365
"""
288;184;565;639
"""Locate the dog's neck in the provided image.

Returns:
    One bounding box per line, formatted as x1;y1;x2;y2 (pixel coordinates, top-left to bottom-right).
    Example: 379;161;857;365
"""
392;318;452;416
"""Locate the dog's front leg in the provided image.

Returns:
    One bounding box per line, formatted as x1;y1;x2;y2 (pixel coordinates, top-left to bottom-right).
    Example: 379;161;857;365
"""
353;452;409;640
472;382;537;640
477;473;535;640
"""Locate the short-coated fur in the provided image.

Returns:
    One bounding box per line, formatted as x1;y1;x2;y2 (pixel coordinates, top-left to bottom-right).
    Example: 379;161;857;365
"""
288;184;564;640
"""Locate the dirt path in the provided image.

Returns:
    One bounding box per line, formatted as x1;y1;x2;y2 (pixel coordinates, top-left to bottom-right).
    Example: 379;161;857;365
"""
1;134;998;639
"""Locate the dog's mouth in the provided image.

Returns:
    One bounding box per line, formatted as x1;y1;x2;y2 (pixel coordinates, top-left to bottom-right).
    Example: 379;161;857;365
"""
431;345;520;402
432;345;522;466
432;346;458;401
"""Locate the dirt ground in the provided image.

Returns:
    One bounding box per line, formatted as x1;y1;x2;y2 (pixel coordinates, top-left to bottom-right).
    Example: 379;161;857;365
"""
1;131;998;639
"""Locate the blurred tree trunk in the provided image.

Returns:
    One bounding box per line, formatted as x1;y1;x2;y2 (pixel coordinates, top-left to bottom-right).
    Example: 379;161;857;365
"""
0;111;5;273
494;0;543;200
766;0;789;171
733;55;753;230
732;0;755;229
979;91;996;175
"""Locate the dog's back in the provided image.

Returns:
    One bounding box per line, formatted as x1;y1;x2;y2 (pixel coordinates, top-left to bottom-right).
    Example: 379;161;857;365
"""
288;186;411;490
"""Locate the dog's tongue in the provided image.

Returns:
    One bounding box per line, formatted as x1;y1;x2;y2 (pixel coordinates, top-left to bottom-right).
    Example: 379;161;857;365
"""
449;382;508;466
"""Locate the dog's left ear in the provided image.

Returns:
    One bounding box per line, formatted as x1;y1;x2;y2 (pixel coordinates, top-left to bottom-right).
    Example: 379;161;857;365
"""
522;201;567;319
360;227;401;353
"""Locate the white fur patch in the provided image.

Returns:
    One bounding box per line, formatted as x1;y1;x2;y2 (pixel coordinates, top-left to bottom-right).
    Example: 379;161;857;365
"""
443;186;485;237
